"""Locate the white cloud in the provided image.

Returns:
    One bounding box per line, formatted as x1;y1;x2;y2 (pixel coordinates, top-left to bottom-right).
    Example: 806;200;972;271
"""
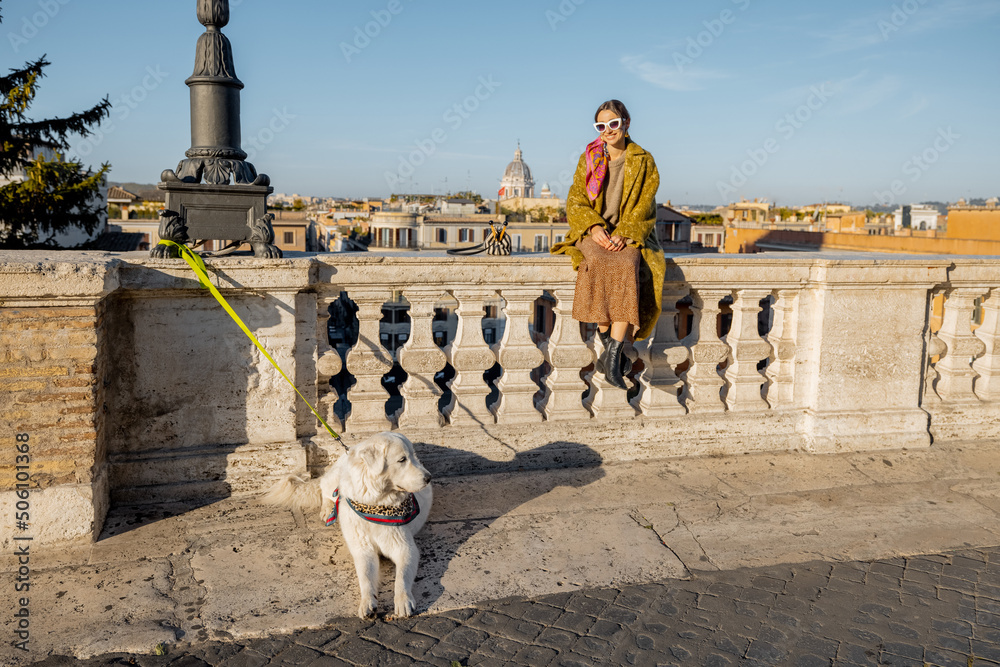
620;55;728;92
814;0;1000;53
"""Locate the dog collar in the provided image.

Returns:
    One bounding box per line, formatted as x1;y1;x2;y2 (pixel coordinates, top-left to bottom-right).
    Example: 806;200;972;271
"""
325;489;421;526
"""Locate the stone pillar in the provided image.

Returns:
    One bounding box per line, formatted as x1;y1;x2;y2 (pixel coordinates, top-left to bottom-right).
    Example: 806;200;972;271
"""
681;289;731;414
935;288;988;403
542;287;593;421
722;289;772;412
764;289;799;409
0;257;120;548
397;290;447;429
637;284;688;418
343;291;393;432
794;259;950;452
494;288;545;424
445;288;499;426
973;288;1000;401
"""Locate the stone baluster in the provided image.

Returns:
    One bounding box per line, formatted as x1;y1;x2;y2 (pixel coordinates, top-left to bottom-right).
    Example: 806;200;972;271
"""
764;289;798;409
973;288;1000;401
935;288;988;402
637;284;689;417
681;289;732;414
722;289;772;411
494;287;545;424
542;287;594;421
588;345;638;421
445;288;500;426
397;289;448;429
923;288;946;403
343;290;394;432
316;298;344;431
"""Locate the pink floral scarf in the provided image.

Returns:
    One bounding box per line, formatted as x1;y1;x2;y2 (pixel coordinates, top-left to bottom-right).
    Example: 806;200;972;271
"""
584;137;608;202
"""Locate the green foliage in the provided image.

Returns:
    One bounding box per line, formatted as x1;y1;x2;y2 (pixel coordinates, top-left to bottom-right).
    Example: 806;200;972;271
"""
0;10;111;247
453;190;483;204
775;207;795;221
292;198;305;211
691;213;724;226
0;153;109;246
501;206;527;222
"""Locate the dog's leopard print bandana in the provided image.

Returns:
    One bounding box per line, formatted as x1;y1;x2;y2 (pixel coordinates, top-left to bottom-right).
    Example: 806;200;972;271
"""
325;489;421;526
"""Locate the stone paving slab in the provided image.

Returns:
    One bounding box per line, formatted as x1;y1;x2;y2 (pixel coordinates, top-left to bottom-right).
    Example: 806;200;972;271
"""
29;546;1000;667
5;439;1000;664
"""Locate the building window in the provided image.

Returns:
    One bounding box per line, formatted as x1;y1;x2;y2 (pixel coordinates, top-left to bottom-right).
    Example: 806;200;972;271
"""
459;228;473;243
554;234;564;244
512;234;521;252
284;231;294;244
534;235;549;252
436;228;447;244
483;328;495;345
697;234;703;243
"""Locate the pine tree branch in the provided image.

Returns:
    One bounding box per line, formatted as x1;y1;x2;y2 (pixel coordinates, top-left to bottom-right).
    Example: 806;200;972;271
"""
15;97;112;147
0;56;49;98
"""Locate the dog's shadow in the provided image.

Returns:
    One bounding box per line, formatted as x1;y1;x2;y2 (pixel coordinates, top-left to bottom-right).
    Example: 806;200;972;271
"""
403;439;605;613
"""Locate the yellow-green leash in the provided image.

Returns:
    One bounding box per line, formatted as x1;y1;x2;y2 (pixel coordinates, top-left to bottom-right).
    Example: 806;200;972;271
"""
157;240;347;450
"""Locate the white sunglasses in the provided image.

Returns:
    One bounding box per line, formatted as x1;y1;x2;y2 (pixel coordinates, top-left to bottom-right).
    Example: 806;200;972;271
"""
594;118;624;134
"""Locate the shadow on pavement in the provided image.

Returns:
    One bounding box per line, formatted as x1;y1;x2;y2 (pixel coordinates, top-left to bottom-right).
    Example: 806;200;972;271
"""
405;439;605;613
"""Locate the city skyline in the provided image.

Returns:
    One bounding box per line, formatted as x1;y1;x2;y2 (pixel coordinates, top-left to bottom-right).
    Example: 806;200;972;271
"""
11;0;1000;206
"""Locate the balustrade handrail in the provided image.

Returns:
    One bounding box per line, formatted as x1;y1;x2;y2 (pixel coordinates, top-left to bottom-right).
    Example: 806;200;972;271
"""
3;249;998;456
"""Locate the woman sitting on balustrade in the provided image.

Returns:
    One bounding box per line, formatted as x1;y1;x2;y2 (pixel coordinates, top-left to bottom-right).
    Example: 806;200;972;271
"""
551;99;665;389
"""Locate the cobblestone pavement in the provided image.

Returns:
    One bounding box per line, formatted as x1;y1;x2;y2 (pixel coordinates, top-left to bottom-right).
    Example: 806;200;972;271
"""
34;546;1000;667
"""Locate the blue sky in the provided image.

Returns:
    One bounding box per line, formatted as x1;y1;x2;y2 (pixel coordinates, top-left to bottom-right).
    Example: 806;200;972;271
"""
7;0;999;206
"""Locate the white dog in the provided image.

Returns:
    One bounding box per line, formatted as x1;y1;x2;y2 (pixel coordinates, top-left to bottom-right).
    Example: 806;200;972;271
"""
263;432;433;619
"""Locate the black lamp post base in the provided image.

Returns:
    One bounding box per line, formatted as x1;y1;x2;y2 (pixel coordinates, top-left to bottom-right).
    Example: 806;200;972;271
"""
150;180;282;259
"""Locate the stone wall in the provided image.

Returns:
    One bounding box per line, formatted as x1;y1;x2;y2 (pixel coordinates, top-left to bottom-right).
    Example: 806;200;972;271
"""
2;250;999;549
1;256;119;546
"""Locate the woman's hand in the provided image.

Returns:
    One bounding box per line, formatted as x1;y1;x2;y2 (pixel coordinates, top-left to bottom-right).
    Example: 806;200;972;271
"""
590;225;625;251
591;225;627;252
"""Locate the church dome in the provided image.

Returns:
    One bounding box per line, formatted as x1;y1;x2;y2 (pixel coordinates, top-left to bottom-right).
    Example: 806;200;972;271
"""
500;144;535;198
504;147;532;183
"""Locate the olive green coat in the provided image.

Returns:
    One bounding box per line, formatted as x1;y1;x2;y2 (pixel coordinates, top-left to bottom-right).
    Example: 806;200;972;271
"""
550;140;664;341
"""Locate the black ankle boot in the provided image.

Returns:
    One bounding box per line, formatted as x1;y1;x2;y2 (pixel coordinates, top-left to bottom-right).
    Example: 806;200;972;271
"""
595;329;611;374
605;338;628;390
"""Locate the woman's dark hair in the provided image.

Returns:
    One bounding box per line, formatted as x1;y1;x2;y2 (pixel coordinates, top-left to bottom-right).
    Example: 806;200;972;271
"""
595;99;630;123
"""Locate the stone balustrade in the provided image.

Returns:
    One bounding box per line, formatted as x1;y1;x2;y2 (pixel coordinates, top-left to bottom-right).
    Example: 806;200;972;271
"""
2;250;999;547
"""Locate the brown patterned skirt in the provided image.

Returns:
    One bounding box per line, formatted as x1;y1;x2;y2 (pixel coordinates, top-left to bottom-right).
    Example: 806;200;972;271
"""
572;235;641;329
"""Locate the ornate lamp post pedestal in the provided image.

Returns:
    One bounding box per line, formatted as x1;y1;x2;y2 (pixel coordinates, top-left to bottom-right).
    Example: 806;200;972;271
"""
151;0;281;259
